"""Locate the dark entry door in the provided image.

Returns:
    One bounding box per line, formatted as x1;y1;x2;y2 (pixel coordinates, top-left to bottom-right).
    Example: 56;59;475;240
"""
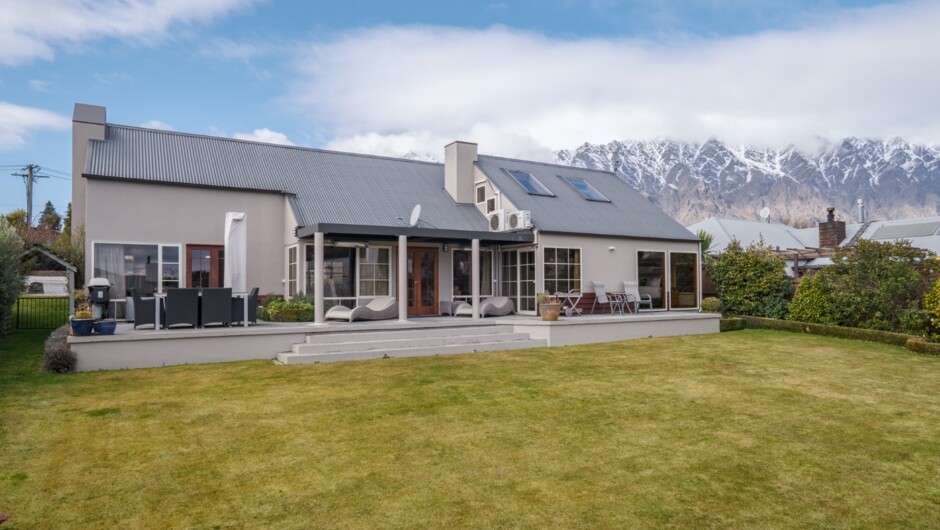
407;247;438;315
187;245;225;288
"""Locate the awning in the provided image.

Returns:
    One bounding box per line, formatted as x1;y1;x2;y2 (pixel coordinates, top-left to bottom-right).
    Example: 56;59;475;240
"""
296;223;534;244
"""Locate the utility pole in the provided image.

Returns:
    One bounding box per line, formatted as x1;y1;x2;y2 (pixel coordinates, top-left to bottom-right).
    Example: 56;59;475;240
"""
11;164;48;227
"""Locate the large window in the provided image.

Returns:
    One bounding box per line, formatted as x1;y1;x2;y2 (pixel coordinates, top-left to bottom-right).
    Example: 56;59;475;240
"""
358;247;391;297
543;248;581;294
306;245;358;308
93;242;181;297
670;252;698;309
638;251;666;309
453;250;493;301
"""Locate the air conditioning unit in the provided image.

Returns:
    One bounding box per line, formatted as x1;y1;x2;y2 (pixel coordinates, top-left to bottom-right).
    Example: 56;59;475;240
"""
488;209;507;231
507;210;532;230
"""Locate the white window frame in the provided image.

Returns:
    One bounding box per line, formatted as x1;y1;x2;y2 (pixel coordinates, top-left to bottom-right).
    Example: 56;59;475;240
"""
667;250;701;311
287;244;299;298
636;248;669;311
452;249;494;302
304;243;393;308
356;246;393;300
91;240;184;297
499;247;538;315
541;246;583;295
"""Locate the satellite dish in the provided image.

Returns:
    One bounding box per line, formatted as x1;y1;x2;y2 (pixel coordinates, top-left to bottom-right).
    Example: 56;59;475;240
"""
759;207;771;221
409;204;422;227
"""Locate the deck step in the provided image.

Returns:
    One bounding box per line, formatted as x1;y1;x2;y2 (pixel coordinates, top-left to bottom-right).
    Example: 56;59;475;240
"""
276;338;547;365
294;332;533;354
303;323;506;344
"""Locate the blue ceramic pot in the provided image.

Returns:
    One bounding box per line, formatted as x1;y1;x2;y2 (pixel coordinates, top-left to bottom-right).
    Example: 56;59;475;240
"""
93;320;117;335
70;319;94;336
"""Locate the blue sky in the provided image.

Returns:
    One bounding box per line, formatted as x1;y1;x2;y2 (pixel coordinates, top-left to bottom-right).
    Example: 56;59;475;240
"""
0;0;934;219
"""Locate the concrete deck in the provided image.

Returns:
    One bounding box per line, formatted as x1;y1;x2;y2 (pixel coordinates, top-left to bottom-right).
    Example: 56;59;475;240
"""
67;312;721;371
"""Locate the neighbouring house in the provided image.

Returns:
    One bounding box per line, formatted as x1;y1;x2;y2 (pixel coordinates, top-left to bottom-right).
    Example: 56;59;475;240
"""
689;207;940;281
71;103;702;321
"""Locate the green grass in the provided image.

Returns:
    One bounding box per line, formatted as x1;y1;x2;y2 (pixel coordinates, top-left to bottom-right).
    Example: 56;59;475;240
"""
1;330;939;529
8;296;69;330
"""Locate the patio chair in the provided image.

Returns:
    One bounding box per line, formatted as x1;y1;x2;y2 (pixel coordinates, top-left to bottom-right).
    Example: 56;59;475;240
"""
590;281;623;314
231;287;259;325
453;296;515;318
164;288;199;329
325;296;399;322
622;281;654;314
201;287;233;327
130;288;157;329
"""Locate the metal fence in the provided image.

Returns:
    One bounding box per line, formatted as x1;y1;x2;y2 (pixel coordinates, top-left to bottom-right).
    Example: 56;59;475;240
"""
15;296;70;329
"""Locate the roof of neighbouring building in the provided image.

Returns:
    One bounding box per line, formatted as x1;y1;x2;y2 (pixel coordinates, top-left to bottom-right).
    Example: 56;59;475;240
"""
475;155;698;241
850;216;940;254
687;217;822;253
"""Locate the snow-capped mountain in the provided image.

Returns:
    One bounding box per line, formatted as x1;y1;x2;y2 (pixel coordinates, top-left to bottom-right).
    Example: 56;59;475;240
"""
555;138;940;225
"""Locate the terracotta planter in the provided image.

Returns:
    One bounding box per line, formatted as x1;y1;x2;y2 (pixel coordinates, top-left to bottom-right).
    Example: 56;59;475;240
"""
539;303;562;321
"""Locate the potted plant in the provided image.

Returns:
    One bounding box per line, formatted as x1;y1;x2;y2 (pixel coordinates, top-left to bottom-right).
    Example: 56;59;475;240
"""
93;318;117;335
537;292;562;321
69;303;94;337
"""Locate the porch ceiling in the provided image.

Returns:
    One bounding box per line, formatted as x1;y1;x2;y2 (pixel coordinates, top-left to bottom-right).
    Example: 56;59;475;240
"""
296;223;535;244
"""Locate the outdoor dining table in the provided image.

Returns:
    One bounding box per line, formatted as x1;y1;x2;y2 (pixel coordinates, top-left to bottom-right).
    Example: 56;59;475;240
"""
153;290;250;329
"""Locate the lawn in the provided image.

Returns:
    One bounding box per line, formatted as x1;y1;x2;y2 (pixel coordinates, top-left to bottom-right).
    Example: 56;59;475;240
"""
1;329;939;529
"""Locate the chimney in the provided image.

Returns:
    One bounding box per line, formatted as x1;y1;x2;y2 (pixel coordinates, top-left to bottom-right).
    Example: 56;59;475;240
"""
818;207;846;248
857;199;866;223
71;103;107;236
444;141;478;204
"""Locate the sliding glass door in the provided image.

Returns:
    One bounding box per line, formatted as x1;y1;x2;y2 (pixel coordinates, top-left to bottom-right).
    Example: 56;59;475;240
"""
500;249;536;314
637;251;666;309
669;252;698;309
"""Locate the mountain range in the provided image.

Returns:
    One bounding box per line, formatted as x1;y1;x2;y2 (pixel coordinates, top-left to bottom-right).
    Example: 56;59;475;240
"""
554;138;940;226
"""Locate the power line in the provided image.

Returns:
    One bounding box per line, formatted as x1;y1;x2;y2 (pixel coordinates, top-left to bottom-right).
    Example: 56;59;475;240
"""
10;164;49;226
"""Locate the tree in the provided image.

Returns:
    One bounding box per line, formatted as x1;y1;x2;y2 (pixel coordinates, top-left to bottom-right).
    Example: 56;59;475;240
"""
38;201;62;232
0;217;25;328
62;202;72;238
789;240;935;333
4;210;27;230
696;229;715;259
706;238;791;318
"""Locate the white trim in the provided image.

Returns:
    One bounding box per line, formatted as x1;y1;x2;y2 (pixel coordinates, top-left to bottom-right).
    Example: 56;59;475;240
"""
667;250;700;311
499;247;538;315
90;239;183;297
452;248;494;300
540;246;583;295
286;244;299;298
636;248;669;311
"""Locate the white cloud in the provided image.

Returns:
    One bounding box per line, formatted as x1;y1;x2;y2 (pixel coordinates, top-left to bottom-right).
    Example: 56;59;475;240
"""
233;128;295;146
139;119;174;131
0;0;260;66
288;1;940;159
27;79;48;92
0;101;69;151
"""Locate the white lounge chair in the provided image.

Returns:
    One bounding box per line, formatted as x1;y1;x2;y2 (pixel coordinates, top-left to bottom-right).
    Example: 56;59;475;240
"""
623;281;654;313
325;296;399;322
453;296;516;318
590;281;624;314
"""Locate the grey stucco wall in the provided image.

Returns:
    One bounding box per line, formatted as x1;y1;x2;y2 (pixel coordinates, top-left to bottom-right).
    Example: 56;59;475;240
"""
83;178;289;295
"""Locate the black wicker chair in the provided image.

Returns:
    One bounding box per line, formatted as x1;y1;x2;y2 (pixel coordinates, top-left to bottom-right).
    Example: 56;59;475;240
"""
164;288;199;329
231;287;259;325
131;288;157;330
201;288;233;327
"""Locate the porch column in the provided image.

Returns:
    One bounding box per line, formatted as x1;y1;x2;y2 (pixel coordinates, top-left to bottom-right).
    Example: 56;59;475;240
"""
313;232;325;324
471;238;481;319
398;235;408;322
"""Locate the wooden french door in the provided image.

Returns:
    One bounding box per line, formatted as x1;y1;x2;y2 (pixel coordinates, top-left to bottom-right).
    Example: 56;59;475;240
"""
187;245;225;288
407;247;438;315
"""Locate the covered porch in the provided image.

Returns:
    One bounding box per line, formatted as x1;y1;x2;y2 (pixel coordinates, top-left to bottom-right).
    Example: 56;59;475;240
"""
293;223;535;322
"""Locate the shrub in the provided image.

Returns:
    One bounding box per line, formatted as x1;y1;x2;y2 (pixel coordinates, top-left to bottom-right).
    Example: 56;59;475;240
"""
923;277;940;340
904;338;940;356
706;239;791;318
742;316;911;347
700;297;722;313
0;217;24;332
43;325;76;373
720;317;745;332
260;297;314;322
789;240;935;334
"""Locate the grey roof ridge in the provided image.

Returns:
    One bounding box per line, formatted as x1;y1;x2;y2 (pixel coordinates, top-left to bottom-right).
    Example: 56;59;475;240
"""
105;123;446;168
477;153;617;176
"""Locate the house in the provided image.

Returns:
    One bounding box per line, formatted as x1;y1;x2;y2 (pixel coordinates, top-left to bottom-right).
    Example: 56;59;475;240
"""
71;103;702;322
689;207;940;279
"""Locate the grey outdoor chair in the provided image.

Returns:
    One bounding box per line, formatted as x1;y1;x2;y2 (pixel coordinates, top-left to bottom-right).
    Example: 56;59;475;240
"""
164;288;199;329
453;296;515;317
325;296;399;322
590;281;623;314
231;287;259;325
622;281;654;314
130;288;157;329
201;287;233;327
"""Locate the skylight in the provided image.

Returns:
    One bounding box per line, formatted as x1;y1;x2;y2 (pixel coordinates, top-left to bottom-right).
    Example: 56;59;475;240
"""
562;176;610;202
507;170;554;196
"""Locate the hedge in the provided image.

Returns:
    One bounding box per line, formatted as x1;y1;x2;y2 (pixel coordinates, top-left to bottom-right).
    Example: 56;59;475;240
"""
740;316;940;356
720;317;745;332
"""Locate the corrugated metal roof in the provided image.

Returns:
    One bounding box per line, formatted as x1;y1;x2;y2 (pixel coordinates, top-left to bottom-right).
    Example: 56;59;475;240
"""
870;221;940;240
857;216;940;254
686;217;819;252
476;155;697;241
84;124;488;231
